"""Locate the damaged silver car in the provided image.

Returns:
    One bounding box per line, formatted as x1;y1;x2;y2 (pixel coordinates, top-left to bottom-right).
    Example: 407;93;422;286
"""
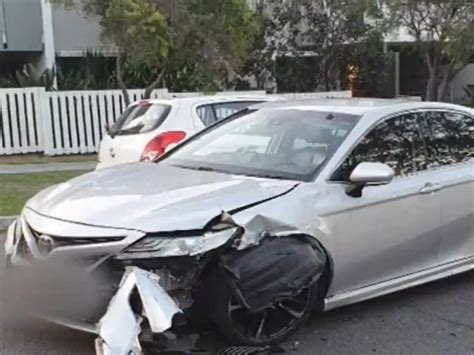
4;99;474;353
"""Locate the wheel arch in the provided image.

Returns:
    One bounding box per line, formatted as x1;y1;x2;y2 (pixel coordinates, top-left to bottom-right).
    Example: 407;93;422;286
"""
283;232;334;311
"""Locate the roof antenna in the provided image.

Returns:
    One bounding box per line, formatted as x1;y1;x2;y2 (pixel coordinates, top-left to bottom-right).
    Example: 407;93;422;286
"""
325;113;335;120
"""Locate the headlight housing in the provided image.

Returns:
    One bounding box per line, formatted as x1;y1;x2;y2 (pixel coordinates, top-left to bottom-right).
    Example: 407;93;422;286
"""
118;227;239;259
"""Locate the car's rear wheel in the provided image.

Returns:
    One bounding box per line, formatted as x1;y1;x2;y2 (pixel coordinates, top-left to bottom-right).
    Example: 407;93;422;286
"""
212;281;318;346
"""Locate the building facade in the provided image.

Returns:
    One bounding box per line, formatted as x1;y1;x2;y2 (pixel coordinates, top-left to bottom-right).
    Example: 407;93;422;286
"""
0;0;112;81
0;0;472;102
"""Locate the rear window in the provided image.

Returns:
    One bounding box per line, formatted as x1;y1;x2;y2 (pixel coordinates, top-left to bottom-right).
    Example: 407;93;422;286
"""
109;103;171;136
197;101;263;127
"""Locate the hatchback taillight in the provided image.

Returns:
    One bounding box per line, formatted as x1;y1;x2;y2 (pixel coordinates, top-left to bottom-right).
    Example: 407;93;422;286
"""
140;131;186;161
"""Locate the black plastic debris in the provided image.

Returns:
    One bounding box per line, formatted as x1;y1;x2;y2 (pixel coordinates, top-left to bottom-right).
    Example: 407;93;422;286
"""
220;236;327;312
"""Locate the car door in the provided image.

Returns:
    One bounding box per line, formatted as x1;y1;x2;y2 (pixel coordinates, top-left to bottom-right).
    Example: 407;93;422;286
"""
419;110;474;264
325;111;444;294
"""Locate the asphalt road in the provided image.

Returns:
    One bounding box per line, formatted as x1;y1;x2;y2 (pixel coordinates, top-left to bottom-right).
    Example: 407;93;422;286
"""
1;231;474;355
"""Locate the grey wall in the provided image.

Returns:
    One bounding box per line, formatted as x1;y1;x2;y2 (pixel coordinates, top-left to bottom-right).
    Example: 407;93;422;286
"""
0;0;5;49
0;0;43;52
52;5;109;55
450;63;474;104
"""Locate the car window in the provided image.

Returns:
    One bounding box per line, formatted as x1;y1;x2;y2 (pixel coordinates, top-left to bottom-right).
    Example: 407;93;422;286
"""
163;108;360;182
420;111;474;167
333;112;429;181
197;101;263;126
108;103;171;136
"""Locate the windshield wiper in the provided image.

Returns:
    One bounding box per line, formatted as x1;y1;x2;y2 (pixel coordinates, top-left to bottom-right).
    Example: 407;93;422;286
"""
113;124;145;136
172;165;226;173
244;174;292;180
171;165;294;180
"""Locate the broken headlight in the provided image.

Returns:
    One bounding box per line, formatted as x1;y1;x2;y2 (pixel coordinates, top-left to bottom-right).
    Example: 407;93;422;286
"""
119;227;239;258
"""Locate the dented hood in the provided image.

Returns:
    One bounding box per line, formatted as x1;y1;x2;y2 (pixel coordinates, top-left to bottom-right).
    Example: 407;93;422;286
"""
26;163;297;233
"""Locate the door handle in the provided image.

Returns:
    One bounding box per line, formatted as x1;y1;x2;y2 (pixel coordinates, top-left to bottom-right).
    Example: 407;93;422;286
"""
419;183;443;194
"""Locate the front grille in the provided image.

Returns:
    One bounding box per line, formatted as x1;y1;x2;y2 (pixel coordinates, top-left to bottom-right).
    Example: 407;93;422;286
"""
15;220;126;258
28;225;125;249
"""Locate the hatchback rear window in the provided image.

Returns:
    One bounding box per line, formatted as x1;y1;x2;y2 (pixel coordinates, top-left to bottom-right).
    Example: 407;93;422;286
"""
109;103;171;136
197;101;263;127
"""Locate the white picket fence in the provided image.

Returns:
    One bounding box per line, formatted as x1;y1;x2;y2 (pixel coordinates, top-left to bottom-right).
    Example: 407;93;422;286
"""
0;87;351;156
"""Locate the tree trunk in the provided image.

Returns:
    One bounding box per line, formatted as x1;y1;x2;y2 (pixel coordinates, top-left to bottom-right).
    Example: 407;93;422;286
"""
116;52;130;107
424;51;441;102
437;65;464;102
144;70;166;99
437;65;451;102
425;68;438;101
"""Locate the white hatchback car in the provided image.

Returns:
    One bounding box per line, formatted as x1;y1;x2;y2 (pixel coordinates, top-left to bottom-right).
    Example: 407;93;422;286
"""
97;96;280;169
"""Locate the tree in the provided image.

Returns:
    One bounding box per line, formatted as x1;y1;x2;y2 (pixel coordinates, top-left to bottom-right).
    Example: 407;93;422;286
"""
238;0;322;92
384;0;474;101
237;1;279;91
52;0;256;98
343;31;394;97
302;0;373;91
51;0;171;105
157;0;257;92
260;0;390;94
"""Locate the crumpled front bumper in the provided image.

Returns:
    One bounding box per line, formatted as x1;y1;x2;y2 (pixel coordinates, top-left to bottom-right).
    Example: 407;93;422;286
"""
4;215;186;355
95;267;182;355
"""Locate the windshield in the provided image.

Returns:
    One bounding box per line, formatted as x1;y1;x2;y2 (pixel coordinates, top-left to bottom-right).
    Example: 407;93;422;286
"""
109;102;171;136
162;108;360;181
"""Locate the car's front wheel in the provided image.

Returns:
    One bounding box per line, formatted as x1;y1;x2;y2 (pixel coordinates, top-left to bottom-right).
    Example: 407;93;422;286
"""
211;281;318;346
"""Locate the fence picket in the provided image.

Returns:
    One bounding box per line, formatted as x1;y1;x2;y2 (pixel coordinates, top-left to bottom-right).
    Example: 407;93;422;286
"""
16;93;29;153
38;89;52;155
97;92;107;142
68;93;80;154
25;92;37;152
75;93;87;154
90;93;101;149
60;93;72;154
7;93;21;154
50;93;63;155
113;92;122;123
0;92;12;155
83;94;94;154
105;92;115;134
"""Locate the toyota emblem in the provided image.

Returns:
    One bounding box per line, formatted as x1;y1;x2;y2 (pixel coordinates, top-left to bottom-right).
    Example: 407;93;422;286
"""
37;235;55;256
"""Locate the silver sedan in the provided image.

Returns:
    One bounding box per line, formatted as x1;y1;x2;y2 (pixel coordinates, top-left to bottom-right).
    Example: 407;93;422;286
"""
4;99;474;353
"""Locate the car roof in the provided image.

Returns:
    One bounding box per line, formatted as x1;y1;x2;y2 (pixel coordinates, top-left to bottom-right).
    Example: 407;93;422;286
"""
131;95;282;106
251;98;472;116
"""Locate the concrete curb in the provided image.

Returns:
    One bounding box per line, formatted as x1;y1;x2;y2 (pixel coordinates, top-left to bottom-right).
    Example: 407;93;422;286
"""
0;162;96;175
0;216;16;232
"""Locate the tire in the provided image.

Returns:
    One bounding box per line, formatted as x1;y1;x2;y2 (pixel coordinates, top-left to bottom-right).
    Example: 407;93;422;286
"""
210;280;319;346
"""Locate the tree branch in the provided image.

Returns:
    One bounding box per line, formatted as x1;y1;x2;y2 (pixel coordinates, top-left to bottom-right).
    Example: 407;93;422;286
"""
144;69;166;99
116;51;130;107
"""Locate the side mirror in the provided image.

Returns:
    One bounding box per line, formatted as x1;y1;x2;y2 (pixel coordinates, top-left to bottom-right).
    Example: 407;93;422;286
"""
346;162;394;197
